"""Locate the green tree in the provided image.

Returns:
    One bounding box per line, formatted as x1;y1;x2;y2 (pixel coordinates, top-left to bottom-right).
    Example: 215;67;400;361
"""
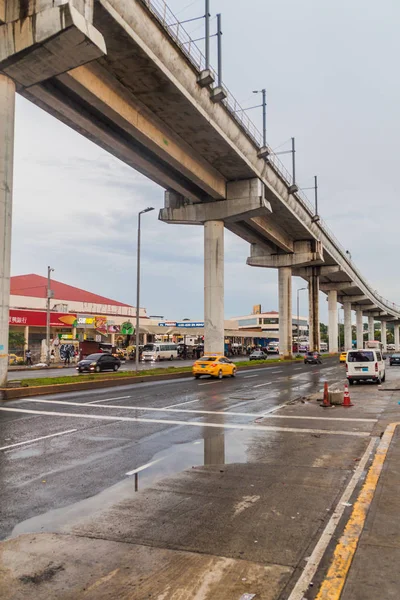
8;331;25;353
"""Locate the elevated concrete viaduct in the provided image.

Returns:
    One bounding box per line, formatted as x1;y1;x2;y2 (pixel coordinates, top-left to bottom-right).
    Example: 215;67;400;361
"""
1;0;400;384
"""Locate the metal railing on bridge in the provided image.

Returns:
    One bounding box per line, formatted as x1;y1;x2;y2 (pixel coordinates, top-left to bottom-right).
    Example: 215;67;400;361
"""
141;0;400;316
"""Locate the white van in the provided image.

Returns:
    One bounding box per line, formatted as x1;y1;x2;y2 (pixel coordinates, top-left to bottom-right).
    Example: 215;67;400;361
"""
142;343;178;362
346;349;386;385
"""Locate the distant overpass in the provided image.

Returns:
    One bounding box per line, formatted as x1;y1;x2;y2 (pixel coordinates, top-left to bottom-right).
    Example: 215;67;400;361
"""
0;0;398;384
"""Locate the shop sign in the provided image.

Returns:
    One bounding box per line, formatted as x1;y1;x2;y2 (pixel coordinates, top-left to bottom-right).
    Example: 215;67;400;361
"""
108;324;121;333
77;314;96;328
9;310;76;328
158;321;177;327
176;322;204;328
58;334;73;340
121;321;134;335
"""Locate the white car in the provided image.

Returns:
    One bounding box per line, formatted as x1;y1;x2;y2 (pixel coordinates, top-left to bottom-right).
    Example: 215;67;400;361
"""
346;349;386;385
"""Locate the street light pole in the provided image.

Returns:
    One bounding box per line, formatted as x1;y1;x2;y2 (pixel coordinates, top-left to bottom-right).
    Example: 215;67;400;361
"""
135;207;154;372
46;266;54;366
297;287;307;350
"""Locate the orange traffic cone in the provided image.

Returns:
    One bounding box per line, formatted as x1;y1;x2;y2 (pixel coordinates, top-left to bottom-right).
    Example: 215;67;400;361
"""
321;381;331;408
343;383;353;407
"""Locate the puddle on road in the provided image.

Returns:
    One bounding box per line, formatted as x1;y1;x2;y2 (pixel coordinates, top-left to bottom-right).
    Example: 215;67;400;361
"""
10;428;260;539
7;447;42;459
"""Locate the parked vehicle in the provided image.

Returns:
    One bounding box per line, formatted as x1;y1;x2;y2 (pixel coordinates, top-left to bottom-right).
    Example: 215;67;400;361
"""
249;350;267;361
77;353;121;373
340;352;347;363
266;342;279;354
304;351;322;364
192;355;236;379
346;349;385;384
390;353;400;366
141;343;178;362
8;353;24;365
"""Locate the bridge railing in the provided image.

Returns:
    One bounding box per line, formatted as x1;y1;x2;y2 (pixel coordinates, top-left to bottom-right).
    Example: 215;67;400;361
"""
142;0;400;317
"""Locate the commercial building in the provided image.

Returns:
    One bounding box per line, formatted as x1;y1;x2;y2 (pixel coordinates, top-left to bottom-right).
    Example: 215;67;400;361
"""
234;309;309;344
9;274;146;361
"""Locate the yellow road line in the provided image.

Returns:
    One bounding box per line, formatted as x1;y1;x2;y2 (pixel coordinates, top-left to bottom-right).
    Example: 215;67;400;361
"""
315;422;398;600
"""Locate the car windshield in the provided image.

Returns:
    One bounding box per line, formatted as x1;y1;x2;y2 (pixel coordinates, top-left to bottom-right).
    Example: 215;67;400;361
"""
348;351;374;362
85;353;102;360
392;354;400;358
200;356;219;362
142;344;155;352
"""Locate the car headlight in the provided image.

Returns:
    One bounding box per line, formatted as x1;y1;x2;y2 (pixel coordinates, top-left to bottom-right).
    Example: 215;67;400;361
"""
90;362;97;366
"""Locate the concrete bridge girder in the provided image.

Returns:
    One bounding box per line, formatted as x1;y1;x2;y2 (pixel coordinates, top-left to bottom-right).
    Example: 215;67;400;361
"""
338;295;368;304
247;240;324;269
0;3;105;86
159;179;272;225
320;281;355;292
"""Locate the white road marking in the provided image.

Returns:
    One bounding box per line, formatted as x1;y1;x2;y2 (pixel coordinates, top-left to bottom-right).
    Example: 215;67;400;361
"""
21;398;263;418
0;407;371;437
164;398;200;409
253;382;272;388
287;437;377;600
126;458;164;476
86;396;131;405
21;398;376;422
0;429;77;452
198;381;222;386
244;375;258;379
266;415;376;423
294;367;302;371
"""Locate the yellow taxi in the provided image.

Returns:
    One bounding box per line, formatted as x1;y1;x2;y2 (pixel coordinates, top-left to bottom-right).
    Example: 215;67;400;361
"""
193;355;237;379
340;351;347;363
8;353;24;365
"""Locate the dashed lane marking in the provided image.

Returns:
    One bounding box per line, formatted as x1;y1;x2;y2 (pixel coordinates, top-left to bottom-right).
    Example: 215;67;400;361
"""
0;428;78;451
126;458;164;476
253;382;272;388
0;407;371;437
86;396;131;405
164;398;200;409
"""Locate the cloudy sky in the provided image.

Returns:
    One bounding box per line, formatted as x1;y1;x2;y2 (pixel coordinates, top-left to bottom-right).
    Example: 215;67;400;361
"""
11;0;400;322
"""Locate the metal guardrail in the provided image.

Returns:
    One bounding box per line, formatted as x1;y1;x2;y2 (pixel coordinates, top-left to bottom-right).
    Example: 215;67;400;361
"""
142;0;400;316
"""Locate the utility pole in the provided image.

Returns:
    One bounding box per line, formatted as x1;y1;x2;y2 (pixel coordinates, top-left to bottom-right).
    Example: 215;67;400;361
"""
217;13;222;87
46;266;54;366
205;0;210;70
135;207;154;371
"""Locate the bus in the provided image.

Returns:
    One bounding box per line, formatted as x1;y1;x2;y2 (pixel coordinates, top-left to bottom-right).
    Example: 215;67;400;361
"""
364;340;384;352
141;342;178;362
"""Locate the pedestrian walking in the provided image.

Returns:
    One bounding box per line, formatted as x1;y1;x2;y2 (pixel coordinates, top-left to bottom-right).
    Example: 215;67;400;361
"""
64;347;71;366
50;349;55;363
26;349;32;366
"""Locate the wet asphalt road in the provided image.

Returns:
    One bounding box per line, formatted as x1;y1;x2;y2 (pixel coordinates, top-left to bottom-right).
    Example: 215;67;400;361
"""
0;358;344;540
7;354;282;380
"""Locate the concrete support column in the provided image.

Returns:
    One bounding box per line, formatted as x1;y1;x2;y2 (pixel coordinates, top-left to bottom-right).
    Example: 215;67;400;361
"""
381;321;387;353
394;323;400;352
204;221;224;355
23;326;29;359
308;268;320;352
368;315;374;342
0;75;16;388
356;307;363;349
278;267;292;359
72;326;77;340
328;290;338;354
343;302;352;351
110;333;116;346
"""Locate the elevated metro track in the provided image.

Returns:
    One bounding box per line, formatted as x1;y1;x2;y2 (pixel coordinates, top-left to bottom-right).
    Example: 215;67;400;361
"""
0;0;399;384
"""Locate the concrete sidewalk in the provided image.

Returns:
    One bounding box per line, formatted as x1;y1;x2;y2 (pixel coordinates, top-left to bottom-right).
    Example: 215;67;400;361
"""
310;384;400;600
